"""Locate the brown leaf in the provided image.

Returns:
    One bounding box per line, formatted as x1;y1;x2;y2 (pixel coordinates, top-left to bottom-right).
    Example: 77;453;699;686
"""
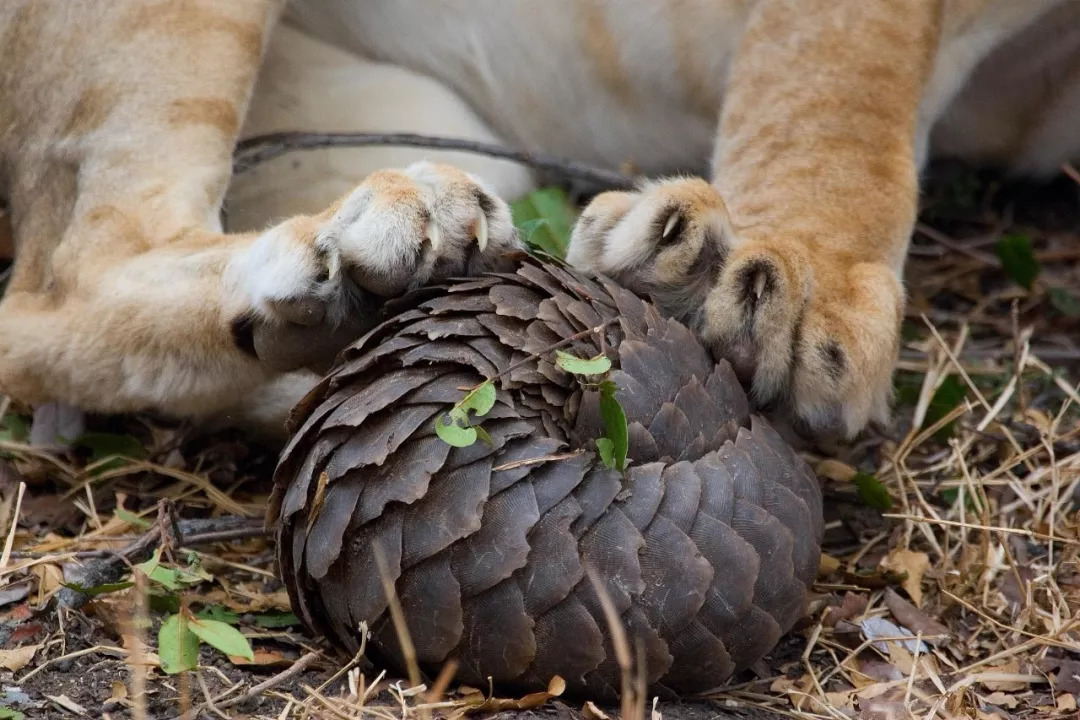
816;459;857;483
228;649;293;668
823;591;868;628
880;549;929;607
1039;657;1080;695
883;588;950;644
0;643;40;671
462;675;565;714
583;701;611;720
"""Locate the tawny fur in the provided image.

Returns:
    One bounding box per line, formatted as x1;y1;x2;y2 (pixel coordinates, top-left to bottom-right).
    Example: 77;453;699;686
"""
0;0;1077;439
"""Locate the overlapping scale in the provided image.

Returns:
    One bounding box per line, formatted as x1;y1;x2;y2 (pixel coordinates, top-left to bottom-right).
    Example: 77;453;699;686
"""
272;257;823;697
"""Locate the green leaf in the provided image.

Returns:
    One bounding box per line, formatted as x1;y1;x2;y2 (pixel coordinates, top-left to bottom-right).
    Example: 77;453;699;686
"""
852;472;893;511
599;381;628;472
434;409;477;448
0;708;25;720
458;380;496;417
115;508;151;529
0;414;29;444
61;580;134;597
149;593;181;614
75;431;147;474
188;617;254;662
135;549;210;591
923;375;967;440
251;611;301;628
510;187;577;260
473;425;494;447
555;350;612;376
196;605;240;625
994;233;1040;290
1049;287;1080;317
159;612;200;674
595;438;616;470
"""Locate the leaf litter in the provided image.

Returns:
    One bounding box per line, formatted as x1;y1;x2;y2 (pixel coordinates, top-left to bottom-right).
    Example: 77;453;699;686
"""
0;169;1075;718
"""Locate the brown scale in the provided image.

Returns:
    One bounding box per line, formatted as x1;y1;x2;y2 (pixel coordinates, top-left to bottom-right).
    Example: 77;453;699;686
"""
269;256;824;697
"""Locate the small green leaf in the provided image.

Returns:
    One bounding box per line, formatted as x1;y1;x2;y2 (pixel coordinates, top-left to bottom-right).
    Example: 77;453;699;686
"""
0;708;25;719
595;438;616;470
923;375;967;440
510;187;577;260
599;381;628;472
159;612;200;674
434;409;477;448
1049;287;1080;317
76;431;147;474
251;611;300;628
196;605;240;625
136;549;209;591
61;580;135;597
555;350;612;376
188;617;254;662
458;380;496;417
0;415;29;444
994;233;1040;290
149;593;181;614
473;425;494;447
115;508;151;529
852;472;893;511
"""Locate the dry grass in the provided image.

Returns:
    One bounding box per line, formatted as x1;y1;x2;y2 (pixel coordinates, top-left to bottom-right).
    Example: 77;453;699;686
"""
0;163;1077;719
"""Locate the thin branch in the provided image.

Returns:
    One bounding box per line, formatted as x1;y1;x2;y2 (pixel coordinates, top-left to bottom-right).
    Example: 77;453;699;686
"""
55;515;268;609
233;131;635;190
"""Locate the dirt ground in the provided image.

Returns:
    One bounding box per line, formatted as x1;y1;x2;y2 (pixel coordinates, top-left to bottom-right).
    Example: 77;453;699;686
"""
0;162;1078;719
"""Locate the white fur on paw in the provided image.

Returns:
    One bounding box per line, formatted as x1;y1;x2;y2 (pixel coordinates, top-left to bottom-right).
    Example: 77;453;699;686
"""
225;161;519;335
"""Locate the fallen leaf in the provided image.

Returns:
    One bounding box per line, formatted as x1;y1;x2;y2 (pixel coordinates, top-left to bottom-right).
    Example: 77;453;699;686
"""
45;694;87;715
583;701;611;720
462;675;565;713
1040;657;1080;694
860;616;928;654
103;681;129;710
880;549;929;607
0;585;29;609
982;691;1019;709
0;644;40;672
816;459;857;483
228;649;292;668
823;592;869;628
1057;693;1077;711
883;588;950;644
979;659;1031;692
818;553;841;576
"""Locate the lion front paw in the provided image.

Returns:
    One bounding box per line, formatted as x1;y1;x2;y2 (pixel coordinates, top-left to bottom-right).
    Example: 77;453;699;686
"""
567;177;902;440
226;161;520;372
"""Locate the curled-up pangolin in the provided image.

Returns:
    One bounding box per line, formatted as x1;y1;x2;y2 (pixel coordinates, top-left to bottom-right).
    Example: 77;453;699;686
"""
270;255;823;697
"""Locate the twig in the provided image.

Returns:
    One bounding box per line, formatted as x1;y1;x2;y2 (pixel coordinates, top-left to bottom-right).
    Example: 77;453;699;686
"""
55;515;268;609
217;651;321;710
233;131;636;190
491;318;621;383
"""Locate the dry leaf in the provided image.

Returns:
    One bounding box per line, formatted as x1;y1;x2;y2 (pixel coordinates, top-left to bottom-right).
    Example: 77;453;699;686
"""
0;643;41;671
461;675;564;714
198;588;292;613
104;681;129;710
46;694;88;715
583;701;611;720
1057;693;1077;711
983;691;1019;709
884;588;950;644
816;459;857;482
819;553;841;576
228;649;293;668
880;549;930;607
979;659;1032;692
